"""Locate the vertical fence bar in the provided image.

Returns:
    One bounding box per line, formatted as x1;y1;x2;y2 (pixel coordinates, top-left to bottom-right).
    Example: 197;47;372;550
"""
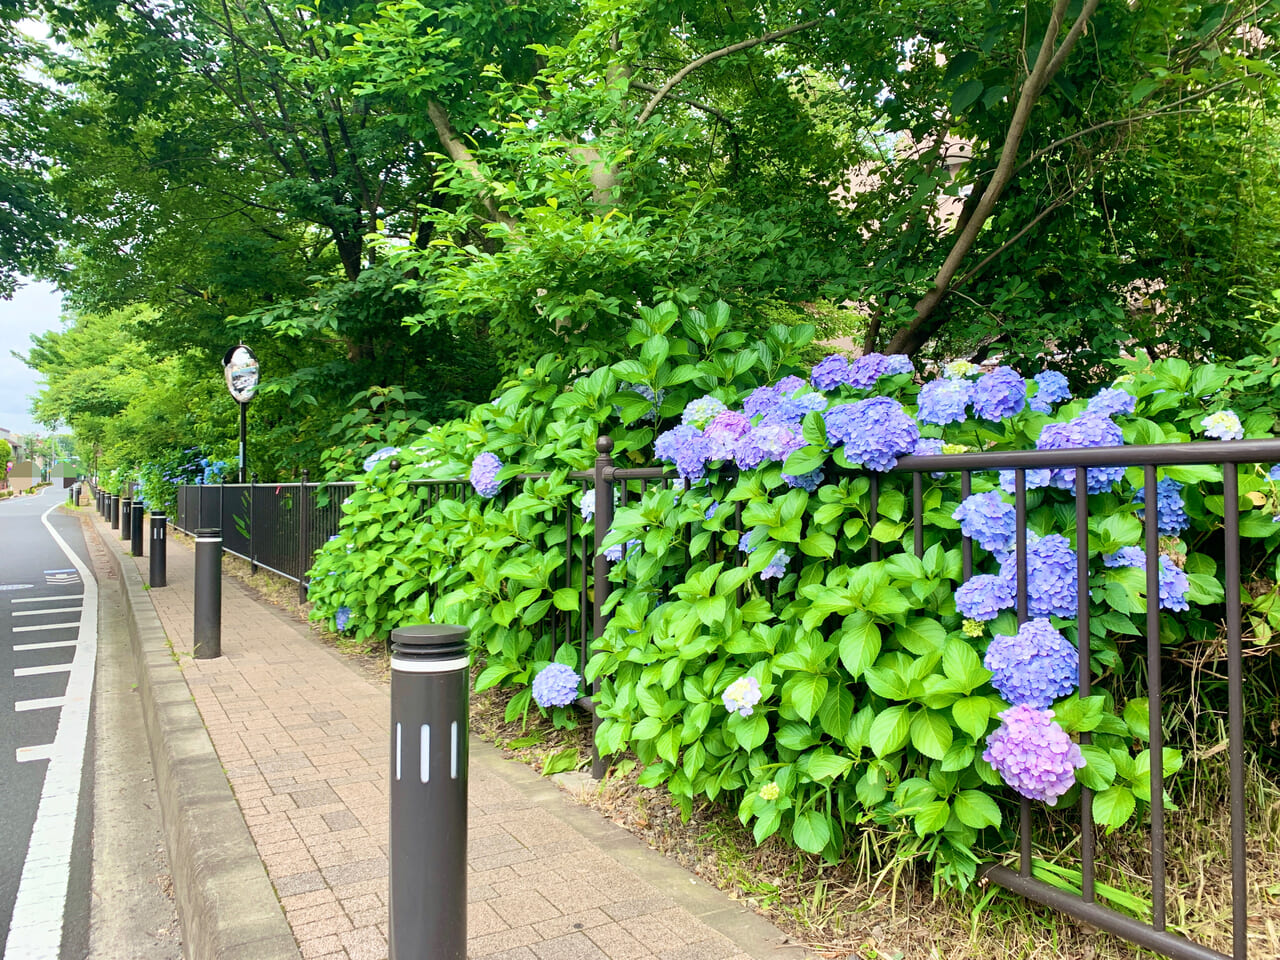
1014;467;1031;877
1223;462;1247;960
298;470;310;603
1143;464;1166;930
590;437;616;779
1075;466;1095;903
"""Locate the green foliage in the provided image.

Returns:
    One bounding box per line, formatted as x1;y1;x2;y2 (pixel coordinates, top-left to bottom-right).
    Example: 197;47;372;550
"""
307;302;1280;893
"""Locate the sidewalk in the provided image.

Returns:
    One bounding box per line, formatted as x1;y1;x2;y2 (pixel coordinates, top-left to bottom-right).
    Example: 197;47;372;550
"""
89;509;811;960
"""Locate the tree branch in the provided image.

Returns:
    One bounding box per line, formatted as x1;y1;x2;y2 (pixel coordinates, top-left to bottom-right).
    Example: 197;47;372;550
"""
637;18;822;123
426;99;519;229
628;80;732;125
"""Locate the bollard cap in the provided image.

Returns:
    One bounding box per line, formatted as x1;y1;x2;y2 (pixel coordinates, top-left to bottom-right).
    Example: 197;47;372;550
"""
391;624;469;663
194;527;222;538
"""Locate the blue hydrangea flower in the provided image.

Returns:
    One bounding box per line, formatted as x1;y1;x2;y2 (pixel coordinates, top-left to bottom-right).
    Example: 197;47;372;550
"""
1103;548;1190;611
655;424;709;481
955;572;1017;621
737;525;769;555
1086;387;1137;419
1269;465;1280;483
682;395;728;429
1135;478;1189;536
983;704;1085;806
782;468;824;492
722;676;762;717
811;355;852;391
604;538;641;562
913;437;947;478
363;446;399;471
1035;412;1126;493
1001;534;1079;619
916;377;972;426
532;663;581;708
335;606;352;632
1201;410;1244;441
1027;370;1072;414
760;549;791;580
703;410;752;462
580;486;596;520
776;375;806;394
823;397;920;471
616;382;663;423
846;354;891;389
953;492;1016;553
469;452;503;499
972;366;1027;420
881;354;915;377
984;619;1078;709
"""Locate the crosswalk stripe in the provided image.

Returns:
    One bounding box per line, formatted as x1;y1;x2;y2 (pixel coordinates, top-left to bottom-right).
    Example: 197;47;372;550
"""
16;744;53;763
14;663;72;677
12;622;79;633
12;607;82;617
9;595;83;605
15;698;65;712
14;640;77;652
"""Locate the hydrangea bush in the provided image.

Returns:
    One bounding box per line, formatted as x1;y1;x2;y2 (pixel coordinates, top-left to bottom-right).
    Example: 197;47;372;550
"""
304;301;1278;891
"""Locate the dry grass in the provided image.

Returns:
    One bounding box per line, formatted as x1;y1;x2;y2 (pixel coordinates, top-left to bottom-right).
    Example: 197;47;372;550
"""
213;553;1280;959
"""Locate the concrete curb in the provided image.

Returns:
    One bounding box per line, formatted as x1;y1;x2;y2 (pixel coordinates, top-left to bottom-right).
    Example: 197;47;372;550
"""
89;514;300;960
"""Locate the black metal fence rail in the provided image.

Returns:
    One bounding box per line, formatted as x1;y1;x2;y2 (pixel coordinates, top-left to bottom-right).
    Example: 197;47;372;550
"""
169;433;1278;960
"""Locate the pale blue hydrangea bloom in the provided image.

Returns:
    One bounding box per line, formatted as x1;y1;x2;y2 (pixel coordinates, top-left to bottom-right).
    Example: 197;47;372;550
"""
1086;387;1137;419
983;704;1085;805
363;446;399;471
1201;410;1244;441
782;468;824;492
1000;534;1079;619
682;395;728;429
335;606;352;632
1034;412;1126;493
760;549;791;580
955;572;1017;621
655;424;709;480
722;676;762;717
953;491;1016;553
916;377;972;425
604;539;641;562
703;410;752;462
532;663;581;708
972;366;1027;420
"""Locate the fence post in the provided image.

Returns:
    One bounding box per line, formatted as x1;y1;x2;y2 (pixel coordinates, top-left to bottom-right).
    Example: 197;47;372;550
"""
193;527;222;659
249;473;258;574
130;500;145;557
590;435;616;779
388;624;470;960
297;469;310;604
150;513;167;588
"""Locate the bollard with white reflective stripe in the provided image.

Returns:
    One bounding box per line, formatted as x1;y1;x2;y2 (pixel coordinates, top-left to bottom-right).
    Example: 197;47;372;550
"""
130;500;145;557
150;513;167;588
110;494;120;529
389;624;469;960
193;527;222;659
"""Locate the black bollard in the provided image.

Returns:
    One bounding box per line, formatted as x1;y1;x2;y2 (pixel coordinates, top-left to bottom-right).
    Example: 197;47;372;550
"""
150;514;167;588
130;501;145;557
67;485;74;507
110;495;120;529
389;624;470;960
193;527;222;659
121;498;132;540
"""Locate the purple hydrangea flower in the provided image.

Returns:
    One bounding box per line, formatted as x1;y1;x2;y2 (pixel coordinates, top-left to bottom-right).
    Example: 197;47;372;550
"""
984;619;1078;709
916;378;972;426
682;395;728;429
469;452;503;498
983;704;1086;805
971;366;1027;420
735;422;804;471
532;663;581;708
953;492;1016;553
776;375;806;394
811;355;852;391
1135;478;1189;537
363;446;399;472
823;397;920;471
1103;548;1190;611
1035;412;1126;493
1001;534;1079;619
760;549;791;580
1027;371;1072;414
763;389;828;427
1086;387;1137;419
704;410;752;462
655;424;709;480
782;468;825;492
955;572;1017;621
847;353;890;389
913;437;947;479
722;676;763;717
335;606;352;631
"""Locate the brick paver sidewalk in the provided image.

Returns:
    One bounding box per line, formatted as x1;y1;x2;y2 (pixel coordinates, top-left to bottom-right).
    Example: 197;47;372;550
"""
118;528;806;960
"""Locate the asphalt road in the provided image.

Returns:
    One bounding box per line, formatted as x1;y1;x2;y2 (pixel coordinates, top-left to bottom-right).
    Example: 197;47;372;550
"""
0;486;95;960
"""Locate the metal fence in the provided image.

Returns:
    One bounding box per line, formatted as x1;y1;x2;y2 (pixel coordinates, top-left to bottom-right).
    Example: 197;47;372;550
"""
168;433;1278;960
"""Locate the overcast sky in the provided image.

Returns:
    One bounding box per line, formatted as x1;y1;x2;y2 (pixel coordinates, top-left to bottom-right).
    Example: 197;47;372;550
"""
0;279;65;436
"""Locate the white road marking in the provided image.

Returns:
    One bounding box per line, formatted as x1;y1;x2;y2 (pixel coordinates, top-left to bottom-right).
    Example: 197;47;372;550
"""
12;622;79;633
12;607;82;617
15;697;66;712
14;663;72;677
14;640;77;652
9;595;83;605
3;503;98;960
16;745;54;764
